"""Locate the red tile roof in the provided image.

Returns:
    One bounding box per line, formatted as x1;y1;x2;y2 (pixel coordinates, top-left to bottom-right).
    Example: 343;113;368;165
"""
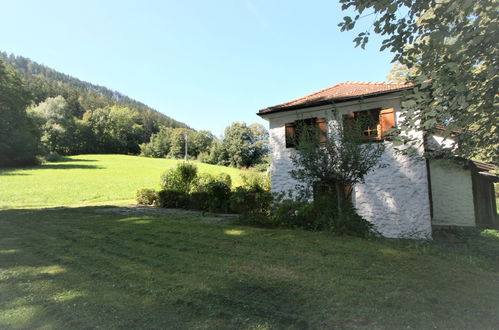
259;81;413;115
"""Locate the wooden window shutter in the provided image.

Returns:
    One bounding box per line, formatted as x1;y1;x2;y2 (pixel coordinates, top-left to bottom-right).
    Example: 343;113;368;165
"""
316;118;327;143
285;122;296;148
379;107;396;139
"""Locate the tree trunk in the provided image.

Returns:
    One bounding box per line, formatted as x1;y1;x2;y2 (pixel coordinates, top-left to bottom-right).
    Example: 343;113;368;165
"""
335;182;344;219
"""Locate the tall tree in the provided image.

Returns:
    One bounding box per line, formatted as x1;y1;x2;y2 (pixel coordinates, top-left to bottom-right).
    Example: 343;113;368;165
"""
190;130;215;157
217;122;269;168
168;128;193;159
339;0;498;165
0;59;39;166
29;95;75;154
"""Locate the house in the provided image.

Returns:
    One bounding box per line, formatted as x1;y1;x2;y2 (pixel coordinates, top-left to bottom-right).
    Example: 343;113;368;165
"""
257;82;498;238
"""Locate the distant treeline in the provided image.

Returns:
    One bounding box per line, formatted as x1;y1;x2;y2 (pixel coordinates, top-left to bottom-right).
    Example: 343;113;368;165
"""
140;122;269;169
0;54;268;169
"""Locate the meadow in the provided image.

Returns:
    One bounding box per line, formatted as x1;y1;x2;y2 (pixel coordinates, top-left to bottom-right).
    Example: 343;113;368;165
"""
0;154;248;209
1;155;498;329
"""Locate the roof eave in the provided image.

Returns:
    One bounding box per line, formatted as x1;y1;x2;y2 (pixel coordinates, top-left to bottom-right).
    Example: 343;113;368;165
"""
257;87;412;117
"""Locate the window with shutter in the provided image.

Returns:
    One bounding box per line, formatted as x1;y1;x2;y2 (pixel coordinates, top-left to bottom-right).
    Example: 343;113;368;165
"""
285;122;296;148
379;107;396;138
316;118;327;144
343;108;396;141
285;117;327;148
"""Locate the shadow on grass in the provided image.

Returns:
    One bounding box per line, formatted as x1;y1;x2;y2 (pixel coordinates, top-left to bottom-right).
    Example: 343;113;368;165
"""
0;206;498;329
0;206;313;328
55;157;98;163
0;158;102;175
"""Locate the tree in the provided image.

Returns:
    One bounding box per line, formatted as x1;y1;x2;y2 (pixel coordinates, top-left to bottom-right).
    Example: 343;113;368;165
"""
29;95;75;154
290;121;384;219
386;62;413;83
83;105;143;154
190;130;215;157
0;59;40;166
217;122;269;168
168;128;194;159
339;0;498;165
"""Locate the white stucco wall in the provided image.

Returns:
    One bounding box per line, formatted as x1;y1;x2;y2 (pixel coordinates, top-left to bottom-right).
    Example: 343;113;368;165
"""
263;93;433;238
429;159;475;226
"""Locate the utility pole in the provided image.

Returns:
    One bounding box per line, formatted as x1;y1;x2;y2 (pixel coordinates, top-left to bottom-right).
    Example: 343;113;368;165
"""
184;131;188;161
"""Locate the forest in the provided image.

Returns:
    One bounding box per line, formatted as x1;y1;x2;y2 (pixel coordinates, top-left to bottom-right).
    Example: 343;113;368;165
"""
0;53;268;169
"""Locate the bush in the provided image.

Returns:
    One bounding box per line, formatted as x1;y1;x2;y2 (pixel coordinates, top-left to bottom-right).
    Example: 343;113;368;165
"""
139;143;154;157
136;188;158;206
270;194;376;236
271;198;310;229
205;181;231;213
196;152;210;163
253;162;269;172
230;187;273;215
188;192;210;211
191;173;215;193
45;151;63;162
240;171;270;192
158;189;189;208
191;172;232;193
160;162;198;193
237;213;278;228
216;173;232;188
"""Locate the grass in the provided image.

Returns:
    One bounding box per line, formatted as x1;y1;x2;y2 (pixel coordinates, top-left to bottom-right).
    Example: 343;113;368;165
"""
1;154;498;328
0;154;251;209
0;206;498;329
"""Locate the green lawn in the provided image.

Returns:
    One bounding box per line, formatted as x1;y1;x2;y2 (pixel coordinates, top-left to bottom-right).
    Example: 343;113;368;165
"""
0;206;498;329
0;155;249;209
1;154;498;328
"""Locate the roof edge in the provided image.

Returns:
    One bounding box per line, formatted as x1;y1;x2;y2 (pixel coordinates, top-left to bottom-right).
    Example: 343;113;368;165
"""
257;86;412;117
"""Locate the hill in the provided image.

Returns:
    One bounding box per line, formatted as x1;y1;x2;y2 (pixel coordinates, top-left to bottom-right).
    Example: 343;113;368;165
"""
0;154;249;209
0;52;189;138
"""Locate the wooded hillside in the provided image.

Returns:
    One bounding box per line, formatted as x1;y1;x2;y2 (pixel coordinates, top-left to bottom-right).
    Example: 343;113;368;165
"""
0;52;189;138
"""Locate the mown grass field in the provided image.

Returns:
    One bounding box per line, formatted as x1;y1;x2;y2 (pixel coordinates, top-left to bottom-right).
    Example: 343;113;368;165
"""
0;154;248;209
1;154;498;329
1;207;498;329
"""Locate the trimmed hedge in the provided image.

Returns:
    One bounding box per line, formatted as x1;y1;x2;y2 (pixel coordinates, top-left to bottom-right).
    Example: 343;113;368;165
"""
188;192;210;211
158;189;189;208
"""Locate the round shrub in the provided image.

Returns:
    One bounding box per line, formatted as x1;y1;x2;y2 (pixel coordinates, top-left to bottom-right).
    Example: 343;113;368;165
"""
45;151;63;162
191;173;215;193
160;162;198;193
136;188;158;206
205;181;231;213
158;189;189;209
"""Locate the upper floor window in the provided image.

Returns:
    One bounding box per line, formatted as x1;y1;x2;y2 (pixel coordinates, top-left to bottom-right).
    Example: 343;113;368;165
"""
285;117;327;148
343;108;396;141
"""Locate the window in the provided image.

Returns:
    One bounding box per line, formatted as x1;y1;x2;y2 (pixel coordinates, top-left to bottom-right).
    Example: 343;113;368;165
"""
343;107;396;141
285;117;327;148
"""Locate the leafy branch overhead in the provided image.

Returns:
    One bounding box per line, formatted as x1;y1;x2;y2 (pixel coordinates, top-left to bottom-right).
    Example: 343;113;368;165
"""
339;0;498;165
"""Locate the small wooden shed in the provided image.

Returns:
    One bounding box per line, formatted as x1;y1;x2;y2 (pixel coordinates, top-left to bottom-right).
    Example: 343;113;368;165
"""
428;158;498;228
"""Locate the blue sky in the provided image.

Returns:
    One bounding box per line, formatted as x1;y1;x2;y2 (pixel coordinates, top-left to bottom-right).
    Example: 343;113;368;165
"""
0;0;395;135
